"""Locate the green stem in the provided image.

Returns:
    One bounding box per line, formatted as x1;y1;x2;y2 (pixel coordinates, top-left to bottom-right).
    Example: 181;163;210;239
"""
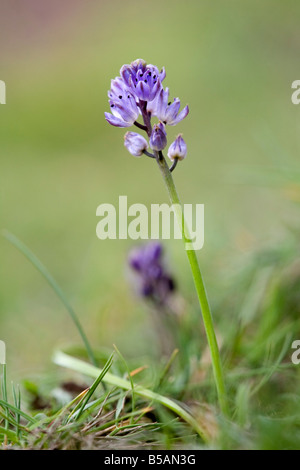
155;153;229;417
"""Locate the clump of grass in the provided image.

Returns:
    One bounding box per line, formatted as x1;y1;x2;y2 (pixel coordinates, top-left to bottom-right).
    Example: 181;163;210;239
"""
1;227;300;449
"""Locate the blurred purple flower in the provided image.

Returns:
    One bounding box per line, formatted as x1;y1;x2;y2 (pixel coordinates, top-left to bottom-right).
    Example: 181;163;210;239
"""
128;242;175;305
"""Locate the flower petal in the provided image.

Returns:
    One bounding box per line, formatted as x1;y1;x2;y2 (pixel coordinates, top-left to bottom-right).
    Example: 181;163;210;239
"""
159;66;166;82
135;81;150;101
104;112;132;128
165;98;181;124
168;104;189;126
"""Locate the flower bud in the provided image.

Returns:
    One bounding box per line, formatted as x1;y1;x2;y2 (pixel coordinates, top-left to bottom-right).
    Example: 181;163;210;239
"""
124;132;148;157
167;134;187;161
149;122;167;151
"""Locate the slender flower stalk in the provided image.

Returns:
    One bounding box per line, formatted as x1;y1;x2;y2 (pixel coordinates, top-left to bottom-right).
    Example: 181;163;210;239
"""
105;59;229;416
153;153;229;416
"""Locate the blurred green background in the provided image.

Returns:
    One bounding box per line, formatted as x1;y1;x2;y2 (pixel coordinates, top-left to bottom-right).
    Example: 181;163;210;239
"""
1;0;300;380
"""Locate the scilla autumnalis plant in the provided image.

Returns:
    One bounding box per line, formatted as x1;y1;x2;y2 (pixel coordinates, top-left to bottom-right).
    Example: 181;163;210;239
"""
105;59;229;417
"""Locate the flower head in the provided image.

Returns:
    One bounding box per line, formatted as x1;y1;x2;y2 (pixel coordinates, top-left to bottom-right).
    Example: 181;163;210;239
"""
124;132;148;157
147;87;189;126
167;134;187;161
105;59;188;170
129;242;175;304
149;122;167;151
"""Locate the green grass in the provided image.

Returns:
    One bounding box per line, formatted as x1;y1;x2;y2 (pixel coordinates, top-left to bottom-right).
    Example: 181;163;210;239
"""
1;219;300;449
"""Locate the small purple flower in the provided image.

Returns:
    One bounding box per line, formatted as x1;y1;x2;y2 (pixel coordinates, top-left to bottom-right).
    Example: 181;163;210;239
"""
120;59;165;102
124;132;148;157
167;134;187;161
147;87;189;126
149;122;167;151
129;242;175;305
105;79;140;127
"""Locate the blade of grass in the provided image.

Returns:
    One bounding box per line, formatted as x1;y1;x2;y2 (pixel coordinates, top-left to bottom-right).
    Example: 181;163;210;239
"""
156;348;179;391
27;387;91;431
0;399;36;425
2;230;97;366
12;383;21;439
53;349;209;441
0;426;19;444
1;365;8;432
250;333;293;397
71;352;114;422
115;393;126;421
0;410;28;432
113;344;135;423
108;421;157;437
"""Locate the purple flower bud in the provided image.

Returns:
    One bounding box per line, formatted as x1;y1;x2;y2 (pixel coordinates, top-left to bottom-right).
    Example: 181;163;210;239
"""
149;122;167;151
167;134;187;161
124;132;148;157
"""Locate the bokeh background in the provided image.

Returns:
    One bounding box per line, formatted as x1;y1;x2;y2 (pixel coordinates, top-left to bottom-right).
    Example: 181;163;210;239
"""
1;0;300;380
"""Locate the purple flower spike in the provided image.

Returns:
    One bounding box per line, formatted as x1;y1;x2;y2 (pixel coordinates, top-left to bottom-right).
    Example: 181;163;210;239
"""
150;122;167;151
148;87;189;126
167;134;187;161
124;132;148;157
105;59;189;163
